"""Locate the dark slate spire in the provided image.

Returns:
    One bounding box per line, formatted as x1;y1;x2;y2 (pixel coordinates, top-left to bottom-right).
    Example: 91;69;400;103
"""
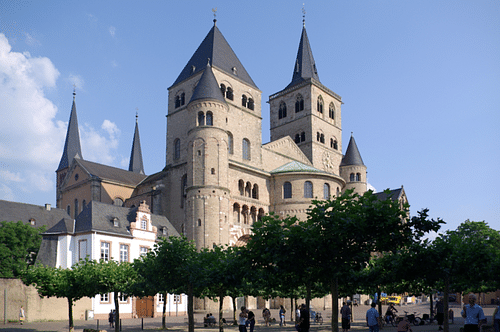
171;23;257;89
286;26;320;89
340;135;365;166
128;115;145;174
190;60;227;104
57;91;82;171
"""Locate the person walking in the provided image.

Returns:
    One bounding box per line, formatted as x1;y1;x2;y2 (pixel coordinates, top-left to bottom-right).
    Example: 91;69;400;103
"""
493;303;500;332
279;305;287;326
461;294;486;332
239;306;248;332
19;306;25;325
366;302;380;332
340;302;351;332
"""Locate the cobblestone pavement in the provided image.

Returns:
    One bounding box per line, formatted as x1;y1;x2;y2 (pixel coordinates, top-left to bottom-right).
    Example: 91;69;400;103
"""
1;304;496;332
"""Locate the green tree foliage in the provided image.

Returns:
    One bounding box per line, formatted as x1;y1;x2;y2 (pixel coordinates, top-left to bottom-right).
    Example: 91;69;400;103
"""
0;221;45;277
22;259;97;332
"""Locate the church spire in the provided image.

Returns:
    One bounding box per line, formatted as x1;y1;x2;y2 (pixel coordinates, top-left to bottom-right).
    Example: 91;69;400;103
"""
57;90;82;171
189;60;226;104
286;23;320;89
128;113;145;174
340;134;365;167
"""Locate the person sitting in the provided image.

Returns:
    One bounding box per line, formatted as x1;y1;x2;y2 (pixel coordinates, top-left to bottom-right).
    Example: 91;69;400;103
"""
397;316;412;332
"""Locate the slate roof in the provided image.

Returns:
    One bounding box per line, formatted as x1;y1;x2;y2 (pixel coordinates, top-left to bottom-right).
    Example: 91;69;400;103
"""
286;26;320;90
57;94;82;170
190;63;227;104
0;199;72;230
76;159;147;187
128;120;145;174
340;136;365;167
271;161;326;174
171;22;257;89
373;188;404;202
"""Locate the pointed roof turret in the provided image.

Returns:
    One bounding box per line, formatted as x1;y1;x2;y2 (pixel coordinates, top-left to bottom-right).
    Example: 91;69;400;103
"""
286;25;320;90
171;23;257;89
190;60;227;104
57;91;82;171
128;115;145;174
340;134;365;166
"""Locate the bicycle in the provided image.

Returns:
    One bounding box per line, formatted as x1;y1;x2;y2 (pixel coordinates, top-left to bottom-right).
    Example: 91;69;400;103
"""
383;314;397;327
314;312;323;324
395;311;421;326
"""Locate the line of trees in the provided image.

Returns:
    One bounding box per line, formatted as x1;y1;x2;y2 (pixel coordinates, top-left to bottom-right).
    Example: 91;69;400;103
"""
18;189;500;332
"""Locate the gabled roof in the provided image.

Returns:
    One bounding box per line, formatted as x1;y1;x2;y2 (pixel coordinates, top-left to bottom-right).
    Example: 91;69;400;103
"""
373;187;405;202
286;26;320;90
171;22;257;89
128;119;145;174
271;161;326;174
340;135;365;167
76;159;147;187
190;62;227;104
0;199;72;230
57;93;82;171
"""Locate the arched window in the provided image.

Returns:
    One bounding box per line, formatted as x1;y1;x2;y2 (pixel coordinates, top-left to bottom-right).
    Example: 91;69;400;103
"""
238;180;245;196
175;96;180;108
113;197;124;206
180;92;185;106
329;103;335;120
198;111;205;126
250;206;257;223
350;173;355;182
206;111;213;126
174;138;181;160
320;133;325;144
228;132;234;154
331;139;338;150
181;174;187;208
295;94;304;113
330;138;334;148
356;173;361;181
323;183;330;200
242;138;251;160
198;219;202;227
226;87;234;100
220;84;226;96
337;187;340;196
258;208;265;221
301;132;306;142
295;134;300;143
67;205;70;216
74;199;79;218
241;95;247;108
242;205;249;224
233;203;240;223
245;182;252;197
248;98;254;110
304;181;313;198
252;184;259;199
317;132;320;141
82;200;86;210
279;101;287;119
283;182;292;199
317;96;324;113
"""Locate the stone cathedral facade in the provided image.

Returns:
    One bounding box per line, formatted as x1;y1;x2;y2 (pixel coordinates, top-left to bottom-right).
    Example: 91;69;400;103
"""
56;20;407;252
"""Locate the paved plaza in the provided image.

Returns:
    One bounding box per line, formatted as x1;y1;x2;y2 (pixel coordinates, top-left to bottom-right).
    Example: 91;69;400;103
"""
1;304;497;332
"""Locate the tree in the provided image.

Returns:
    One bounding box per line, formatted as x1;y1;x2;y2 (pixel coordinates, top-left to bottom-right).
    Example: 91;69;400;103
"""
308;191;442;332
0;221;45;277
22;259;97;332
92;259;137;332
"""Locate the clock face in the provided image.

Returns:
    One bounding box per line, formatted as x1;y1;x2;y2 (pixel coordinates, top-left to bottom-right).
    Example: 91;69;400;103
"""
322;152;334;171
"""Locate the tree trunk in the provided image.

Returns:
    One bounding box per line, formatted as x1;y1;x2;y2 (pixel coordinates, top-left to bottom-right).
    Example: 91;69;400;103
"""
188;284;194;332
232;296;237;324
68;297;74;332
219;291;225;332
306;281;311;310
331;278;339;332
377;288;382;316
290;298;294;322
443;276;450;332
114;292;120;332
430;293;434;321
162;291;167;329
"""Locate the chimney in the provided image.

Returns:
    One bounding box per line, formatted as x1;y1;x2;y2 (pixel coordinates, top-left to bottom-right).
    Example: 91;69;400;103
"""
45;204;51;211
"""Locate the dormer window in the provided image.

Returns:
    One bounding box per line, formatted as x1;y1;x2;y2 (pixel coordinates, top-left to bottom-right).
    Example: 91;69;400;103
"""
29;218;36;226
232;67;237;75
141;217;147;230
113;217;119;227
162;227;168;236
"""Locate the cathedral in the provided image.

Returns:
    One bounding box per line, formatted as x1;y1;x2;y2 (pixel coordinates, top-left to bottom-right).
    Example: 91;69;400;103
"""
56;18;407;251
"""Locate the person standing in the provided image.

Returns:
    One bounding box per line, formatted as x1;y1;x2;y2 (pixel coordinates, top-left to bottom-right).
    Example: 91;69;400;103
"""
461;294;486;332
247;310;255;332
19;306;25;325
366;302;380;332
239;306;248;332
340;302;351;332
262;307;271;326
109;309;114;328
435;298;445;330
279;305;287;326
298;304;310;332
493;303;500;332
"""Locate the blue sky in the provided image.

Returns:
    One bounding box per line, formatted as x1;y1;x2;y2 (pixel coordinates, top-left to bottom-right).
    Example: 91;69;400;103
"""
0;0;498;233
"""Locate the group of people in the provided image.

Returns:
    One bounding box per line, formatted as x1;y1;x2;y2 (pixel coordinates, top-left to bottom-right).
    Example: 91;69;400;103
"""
238;306;256;332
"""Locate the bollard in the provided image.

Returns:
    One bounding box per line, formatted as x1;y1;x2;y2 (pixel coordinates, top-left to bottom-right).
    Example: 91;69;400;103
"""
120;318;122;331
97;319;99;330
142;317;144;330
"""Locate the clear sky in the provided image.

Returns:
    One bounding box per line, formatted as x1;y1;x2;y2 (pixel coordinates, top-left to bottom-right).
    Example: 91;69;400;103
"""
0;0;498;233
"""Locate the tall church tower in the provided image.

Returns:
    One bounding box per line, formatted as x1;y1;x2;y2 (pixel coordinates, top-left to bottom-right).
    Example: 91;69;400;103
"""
340;134;367;194
56;90;82;208
165;20;262;249
269;22;343;174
